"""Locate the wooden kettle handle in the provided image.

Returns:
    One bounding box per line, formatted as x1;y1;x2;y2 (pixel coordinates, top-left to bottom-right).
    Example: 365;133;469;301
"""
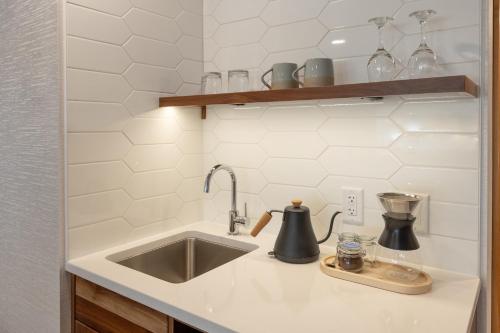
250;211;273;237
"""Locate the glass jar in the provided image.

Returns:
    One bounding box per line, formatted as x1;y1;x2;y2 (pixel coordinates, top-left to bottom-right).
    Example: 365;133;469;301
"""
358;235;377;266
337;241;365;273
228;70;249;92
201;72;222;94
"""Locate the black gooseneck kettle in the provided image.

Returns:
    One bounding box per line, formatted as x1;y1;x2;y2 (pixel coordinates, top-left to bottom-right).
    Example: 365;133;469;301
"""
251;199;341;264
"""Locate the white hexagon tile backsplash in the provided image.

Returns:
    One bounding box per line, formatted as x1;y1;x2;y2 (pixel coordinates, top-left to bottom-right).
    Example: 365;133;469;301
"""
67;0;205;258
67;0;482;275
202;98;480;274
201;0;481;275
205;0;480;85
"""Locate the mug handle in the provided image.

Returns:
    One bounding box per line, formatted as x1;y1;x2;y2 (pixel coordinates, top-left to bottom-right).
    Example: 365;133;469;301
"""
292;64;305;87
261;68;273;90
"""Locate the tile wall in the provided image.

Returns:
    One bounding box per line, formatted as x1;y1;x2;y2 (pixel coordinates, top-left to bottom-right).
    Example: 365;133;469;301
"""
201;0;482;275
66;0;204;258
66;0;483;275
203;0;480;87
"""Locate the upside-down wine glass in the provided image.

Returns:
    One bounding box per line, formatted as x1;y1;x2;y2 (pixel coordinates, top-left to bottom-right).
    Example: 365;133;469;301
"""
407;9;440;78
367;16;397;82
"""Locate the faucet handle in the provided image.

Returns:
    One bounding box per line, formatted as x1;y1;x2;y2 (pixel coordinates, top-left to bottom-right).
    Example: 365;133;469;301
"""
234;202;250;228
243;202;250;227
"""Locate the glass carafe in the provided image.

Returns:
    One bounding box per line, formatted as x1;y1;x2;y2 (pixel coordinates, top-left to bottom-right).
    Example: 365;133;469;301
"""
376;246;422;282
376;192;424;282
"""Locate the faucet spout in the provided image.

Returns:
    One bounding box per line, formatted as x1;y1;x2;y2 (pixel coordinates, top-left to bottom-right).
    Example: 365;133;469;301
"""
203;164;237;212
203;173;212;193
203;164;247;235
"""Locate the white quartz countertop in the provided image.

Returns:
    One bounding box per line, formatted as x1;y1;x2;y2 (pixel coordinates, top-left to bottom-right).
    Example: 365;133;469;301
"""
66;222;480;333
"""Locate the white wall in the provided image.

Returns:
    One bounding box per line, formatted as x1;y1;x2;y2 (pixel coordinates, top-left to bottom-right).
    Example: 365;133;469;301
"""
66;0;204;258
0;0;66;332
66;0;484;276
204;0;480;87
201;0;482;275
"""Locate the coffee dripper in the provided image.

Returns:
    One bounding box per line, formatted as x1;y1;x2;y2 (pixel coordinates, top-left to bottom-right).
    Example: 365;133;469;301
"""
376;192;424;282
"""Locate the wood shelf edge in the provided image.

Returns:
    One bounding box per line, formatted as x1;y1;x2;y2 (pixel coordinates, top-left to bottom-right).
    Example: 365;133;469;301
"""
158;76;479;113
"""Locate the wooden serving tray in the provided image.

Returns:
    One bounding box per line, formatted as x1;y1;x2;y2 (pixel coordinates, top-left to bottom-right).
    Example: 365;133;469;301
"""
320;255;432;295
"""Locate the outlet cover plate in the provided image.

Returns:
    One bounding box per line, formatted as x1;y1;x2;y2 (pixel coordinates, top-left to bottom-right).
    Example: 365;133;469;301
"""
413;193;429;234
342;187;363;225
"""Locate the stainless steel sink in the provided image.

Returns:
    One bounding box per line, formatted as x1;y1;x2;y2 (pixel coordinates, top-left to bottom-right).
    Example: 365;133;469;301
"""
107;231;258;283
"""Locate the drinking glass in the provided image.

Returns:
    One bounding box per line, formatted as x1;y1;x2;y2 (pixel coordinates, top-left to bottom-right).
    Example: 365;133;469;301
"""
408;9;440;78
228;70;249;92
201;72;222;94
367;17;397;82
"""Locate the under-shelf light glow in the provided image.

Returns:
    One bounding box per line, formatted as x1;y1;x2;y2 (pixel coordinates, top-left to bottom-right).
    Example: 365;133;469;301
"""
331;39;346;45
158;106;178;118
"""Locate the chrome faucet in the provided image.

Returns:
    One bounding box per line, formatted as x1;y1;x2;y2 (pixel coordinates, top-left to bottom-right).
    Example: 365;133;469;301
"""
204;164;248;235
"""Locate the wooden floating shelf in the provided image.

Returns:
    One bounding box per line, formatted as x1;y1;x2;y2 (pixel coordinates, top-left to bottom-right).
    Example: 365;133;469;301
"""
159;75;479;119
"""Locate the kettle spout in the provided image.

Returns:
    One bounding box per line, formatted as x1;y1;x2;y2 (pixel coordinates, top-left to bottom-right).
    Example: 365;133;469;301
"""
317;211;342;244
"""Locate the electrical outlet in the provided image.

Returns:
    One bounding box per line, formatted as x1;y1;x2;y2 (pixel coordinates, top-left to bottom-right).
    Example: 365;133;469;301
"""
413;193;430;234
342;187;363;225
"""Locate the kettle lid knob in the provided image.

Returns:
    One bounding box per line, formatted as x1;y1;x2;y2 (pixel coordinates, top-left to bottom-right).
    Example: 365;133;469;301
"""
291;199;302;208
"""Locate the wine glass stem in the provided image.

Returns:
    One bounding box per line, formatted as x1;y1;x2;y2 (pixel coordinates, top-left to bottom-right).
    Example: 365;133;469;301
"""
377;26;385;50
419;20;428;47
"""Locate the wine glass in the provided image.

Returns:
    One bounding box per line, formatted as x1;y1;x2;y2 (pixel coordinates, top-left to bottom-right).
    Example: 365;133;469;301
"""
367;16;397;82
408;9;440;78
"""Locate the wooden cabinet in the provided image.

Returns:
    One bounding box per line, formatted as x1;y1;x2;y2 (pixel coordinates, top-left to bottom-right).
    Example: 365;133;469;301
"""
72;276;204;333
75;321;98;333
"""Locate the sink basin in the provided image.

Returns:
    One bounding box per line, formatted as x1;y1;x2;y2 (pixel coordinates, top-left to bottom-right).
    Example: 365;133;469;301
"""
107;231;258;283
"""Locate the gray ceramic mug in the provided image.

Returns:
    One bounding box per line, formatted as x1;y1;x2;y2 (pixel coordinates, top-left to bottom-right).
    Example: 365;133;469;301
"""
261;63;299;90
292;58;334;87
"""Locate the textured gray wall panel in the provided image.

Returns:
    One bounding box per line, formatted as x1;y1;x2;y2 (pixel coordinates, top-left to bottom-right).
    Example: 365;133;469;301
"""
0;0;65;332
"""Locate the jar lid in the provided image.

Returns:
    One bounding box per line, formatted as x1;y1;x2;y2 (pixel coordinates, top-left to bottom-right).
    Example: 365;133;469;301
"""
338;232;358;242
338;241;362;254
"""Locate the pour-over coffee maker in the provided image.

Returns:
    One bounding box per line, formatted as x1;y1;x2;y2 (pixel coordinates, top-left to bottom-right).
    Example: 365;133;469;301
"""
376;192;423;282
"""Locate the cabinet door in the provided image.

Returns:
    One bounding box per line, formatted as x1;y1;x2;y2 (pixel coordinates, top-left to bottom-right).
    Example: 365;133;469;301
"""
76;296;151;333
73;276;205;333
74;277;168;333
75;321;98;333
